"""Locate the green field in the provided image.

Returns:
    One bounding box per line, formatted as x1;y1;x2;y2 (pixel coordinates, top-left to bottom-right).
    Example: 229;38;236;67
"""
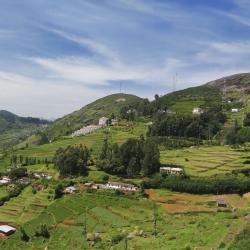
11;123;147;162
160;145;250;177
0;189;248;250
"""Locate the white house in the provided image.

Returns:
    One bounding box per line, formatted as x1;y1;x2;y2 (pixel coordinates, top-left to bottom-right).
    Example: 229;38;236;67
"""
231;108;240;113
64;186;79;194
0;225;16;236
160;167;183;175
99;117;109;126
105;182;138;191
192;108;203;114
0;177;11;185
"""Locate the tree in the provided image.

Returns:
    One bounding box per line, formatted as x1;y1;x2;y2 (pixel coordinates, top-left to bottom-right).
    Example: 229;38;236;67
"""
127;157;138;177
244;113;250;127
20;227;30;242
54;184;64;199
40;224;50;238
54;145;91;176
141;140;160;176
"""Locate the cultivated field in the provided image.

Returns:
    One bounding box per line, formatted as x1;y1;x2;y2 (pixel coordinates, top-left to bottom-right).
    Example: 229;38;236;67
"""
0;190;248;250
160;145;250;177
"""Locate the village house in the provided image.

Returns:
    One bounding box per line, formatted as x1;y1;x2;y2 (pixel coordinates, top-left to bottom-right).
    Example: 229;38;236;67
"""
105;182;138;191
0;225;16;236
231;108;240;113
192;108;203;114
217;200;227;208
0;176;11;185
160;167;184;175
17;177;30;185
99;117;109;126
64;186;79;194
32;172;52;180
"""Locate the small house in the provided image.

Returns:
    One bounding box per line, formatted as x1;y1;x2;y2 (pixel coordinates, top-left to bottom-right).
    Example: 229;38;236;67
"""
105;182;138;191
64;186;79;194
0;225;16;236
160;167;183;175
192;108;203;114
17;177;30;185
99;117;109;126
0;177;11;185
217;200;227;208
231;108;240;113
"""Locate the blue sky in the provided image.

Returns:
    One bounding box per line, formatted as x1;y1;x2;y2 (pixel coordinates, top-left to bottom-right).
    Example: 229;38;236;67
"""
0;0;250;118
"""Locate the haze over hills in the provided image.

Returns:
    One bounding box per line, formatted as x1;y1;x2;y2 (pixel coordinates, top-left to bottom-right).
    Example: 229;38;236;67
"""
0;110;49;149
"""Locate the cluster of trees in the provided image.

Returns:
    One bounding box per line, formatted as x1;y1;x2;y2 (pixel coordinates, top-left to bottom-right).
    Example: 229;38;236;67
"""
54;145;91;177
10;155;51;166
96;137;160;177
148;107;226;140
144;173;250;195
225;113;250;145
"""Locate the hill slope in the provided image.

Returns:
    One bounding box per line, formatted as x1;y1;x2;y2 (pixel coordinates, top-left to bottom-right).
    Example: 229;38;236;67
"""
45;93;142;139
0;110;49;149
206;72;250;93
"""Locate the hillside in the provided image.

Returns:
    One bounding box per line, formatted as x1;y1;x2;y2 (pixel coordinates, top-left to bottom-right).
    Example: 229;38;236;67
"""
45;93;142;139
0;110;49;149
206;72;250;93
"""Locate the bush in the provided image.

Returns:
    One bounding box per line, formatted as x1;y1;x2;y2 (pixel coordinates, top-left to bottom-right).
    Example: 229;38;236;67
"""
111;234;125;245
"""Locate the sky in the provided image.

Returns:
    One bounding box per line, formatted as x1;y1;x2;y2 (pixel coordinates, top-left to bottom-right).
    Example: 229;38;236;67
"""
0;0;250;118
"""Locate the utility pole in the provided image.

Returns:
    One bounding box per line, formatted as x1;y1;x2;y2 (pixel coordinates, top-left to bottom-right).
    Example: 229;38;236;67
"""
152;202;157;237
83;207;87;237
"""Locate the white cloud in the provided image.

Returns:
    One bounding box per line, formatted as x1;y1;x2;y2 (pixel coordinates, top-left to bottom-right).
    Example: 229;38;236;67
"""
0;71;106;118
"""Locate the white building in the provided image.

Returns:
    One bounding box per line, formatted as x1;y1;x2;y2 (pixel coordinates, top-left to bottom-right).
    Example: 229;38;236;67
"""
99;117;109;126
231;108;240;113
192;108;203;114
105;182;138;191
0;177;11;185
160;167;183;175
64;186;79;194
0;225;16;236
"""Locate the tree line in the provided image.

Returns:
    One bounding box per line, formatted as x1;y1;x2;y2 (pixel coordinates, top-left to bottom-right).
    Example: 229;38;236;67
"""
143;173;250;195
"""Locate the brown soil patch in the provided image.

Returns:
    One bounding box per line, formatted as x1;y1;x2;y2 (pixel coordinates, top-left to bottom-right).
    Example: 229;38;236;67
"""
243;192;250;201
146;189;248;214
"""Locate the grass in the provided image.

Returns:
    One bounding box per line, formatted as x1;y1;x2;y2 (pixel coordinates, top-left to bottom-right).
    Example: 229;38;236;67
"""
160;145;250;177
0;189;248;250
4;123;147;167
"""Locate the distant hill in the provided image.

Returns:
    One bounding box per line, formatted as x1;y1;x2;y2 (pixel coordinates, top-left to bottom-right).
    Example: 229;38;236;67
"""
206;73;250;93
0;110;49;149
45;93;142;139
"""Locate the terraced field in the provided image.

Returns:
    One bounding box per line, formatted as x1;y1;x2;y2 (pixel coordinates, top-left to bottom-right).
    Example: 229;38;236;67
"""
160;146;250;177
0;186;53;225
1;190;248;250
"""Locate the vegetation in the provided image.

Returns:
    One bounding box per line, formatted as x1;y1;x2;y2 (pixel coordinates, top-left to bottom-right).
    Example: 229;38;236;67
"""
97;137;160;177
54;145;91;177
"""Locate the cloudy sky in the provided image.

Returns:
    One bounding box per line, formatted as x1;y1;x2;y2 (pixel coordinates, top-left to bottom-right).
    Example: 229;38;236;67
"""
0;0;250;118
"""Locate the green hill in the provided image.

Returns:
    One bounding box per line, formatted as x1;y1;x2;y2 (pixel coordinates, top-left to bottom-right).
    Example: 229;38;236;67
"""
0;110;49;149
45;93;142;139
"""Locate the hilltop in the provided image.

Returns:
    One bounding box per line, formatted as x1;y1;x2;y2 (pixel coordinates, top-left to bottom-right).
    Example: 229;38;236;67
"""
206;72;250;93
45;93;142;139
0;110;49;149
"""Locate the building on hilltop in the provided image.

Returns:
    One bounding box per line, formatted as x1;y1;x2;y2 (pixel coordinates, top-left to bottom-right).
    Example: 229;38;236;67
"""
192;108;203;114
99;117;109;126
